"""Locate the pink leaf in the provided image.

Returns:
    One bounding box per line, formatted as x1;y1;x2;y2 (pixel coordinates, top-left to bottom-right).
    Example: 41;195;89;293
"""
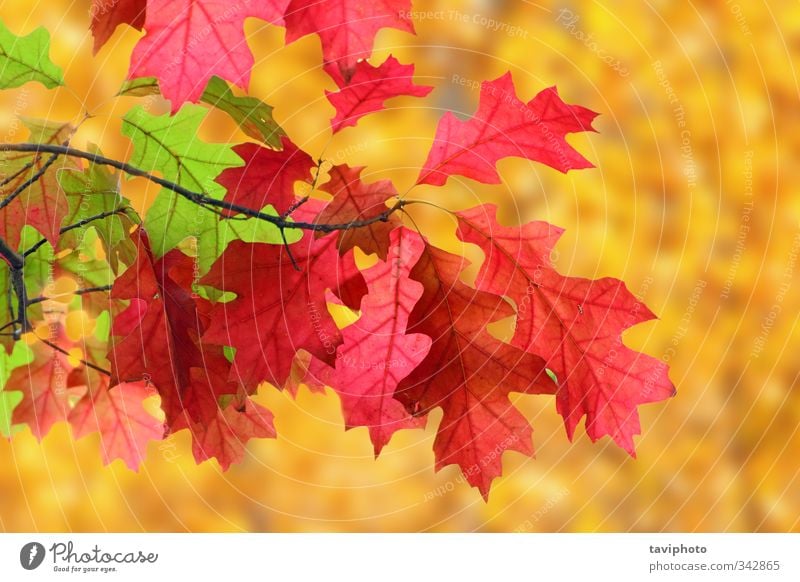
417;72;598;186
128;0;288;110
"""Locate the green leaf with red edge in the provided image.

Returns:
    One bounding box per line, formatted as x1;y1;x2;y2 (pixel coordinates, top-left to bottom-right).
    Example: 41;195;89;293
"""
118;76;287;149
456;204;675;454
0;118;77;250
201;76;286;148
417;72;598;186
396;227;556;498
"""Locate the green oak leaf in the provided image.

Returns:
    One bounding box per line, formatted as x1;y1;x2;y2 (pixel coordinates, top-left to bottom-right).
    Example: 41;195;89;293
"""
201;76;285;148
117;76;160;97
119;76;285;148
57;143;137;273
122;105;295;272
0;20;63;89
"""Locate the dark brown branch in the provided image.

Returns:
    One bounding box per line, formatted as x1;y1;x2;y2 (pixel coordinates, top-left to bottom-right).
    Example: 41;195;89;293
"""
0;143;409;233
35;334;112;377
27;284;113;307
0;235;29;337
0;158;35;188
0;152;61;211
23;207;130;257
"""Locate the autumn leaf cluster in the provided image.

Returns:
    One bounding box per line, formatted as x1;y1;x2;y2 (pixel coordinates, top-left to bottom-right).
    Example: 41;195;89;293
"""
0;0;674;498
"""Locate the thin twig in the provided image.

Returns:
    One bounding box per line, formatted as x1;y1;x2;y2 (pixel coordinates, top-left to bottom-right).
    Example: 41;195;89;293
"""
23;207;129;257
35;333;112;377
279;228;300;271
0;159;35;188
282;195;310;220
0;152;61;211
27;284;113;306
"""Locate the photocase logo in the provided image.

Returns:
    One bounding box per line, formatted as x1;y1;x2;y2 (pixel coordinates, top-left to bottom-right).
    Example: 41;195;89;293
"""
20;542;46;570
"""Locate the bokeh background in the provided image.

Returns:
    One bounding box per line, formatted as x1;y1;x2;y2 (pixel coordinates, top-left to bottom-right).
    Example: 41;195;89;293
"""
0;0;798;532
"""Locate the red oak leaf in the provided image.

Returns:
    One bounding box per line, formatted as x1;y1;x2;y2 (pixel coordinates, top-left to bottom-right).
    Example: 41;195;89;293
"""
326;55;432;132
108;230;237;425
216;138;315;216
315;164;401;259
417;72;598;186
91;0;146;53
202;233;343;390
456;205;676;454
128;0;288;110
69;379;164;470
284;0;414;82
179;398;276;469
309;228;431;455
327;249;368;310
288;197;368;310
396;227;556;498
10;323;81;439
0;119;76;249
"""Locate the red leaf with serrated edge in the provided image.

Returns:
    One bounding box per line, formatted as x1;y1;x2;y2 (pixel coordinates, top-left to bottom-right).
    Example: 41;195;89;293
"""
289;197;368;310
328;249;368;310
90;0;146;53
395;227;555;498
216;138;315;216
284;0;414;82
315;164;401;259
128;0;288;110
201;233;343;390
10;324;81;439
178;398;276;470
456;205;675;454
417;72;598;186
69;379;164;470
326;55;432;132
0;120;76;249
308;228;430;455
108;230;237;425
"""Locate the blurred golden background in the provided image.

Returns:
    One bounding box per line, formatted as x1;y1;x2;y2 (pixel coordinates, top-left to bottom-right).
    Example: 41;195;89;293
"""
0;0;798;532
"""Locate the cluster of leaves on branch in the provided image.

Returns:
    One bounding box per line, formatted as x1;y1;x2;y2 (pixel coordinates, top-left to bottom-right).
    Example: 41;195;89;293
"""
0;1;674;498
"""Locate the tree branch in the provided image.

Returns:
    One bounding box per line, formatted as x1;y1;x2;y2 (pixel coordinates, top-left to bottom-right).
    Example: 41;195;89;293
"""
23;207;130;257
0;235;29;338
0;151;61;211
0;143;409;233
27;284;114;307
0;142;412;347
35;334;112;377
